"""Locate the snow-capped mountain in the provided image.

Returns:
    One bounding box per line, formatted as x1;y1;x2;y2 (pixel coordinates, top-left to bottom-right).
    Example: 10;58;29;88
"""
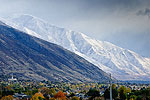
0;22;109;82
3;14;150;81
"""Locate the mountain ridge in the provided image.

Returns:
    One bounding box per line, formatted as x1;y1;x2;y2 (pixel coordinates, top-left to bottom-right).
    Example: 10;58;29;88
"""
0;22;110;82
2;14;150;81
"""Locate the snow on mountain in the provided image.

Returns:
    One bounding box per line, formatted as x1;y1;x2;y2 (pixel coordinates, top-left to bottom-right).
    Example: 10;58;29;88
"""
4;14;150;81
0;21;110;82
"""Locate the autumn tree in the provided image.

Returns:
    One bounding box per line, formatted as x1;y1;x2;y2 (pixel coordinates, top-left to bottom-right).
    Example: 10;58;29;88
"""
49;88;56;96
49;98;56;100
31;92;45;100
54;91;66;100
1;95;13;100
71;96;79;100
127;87;131;94
40;87;50;99
1;86;14;96
40;87;49;95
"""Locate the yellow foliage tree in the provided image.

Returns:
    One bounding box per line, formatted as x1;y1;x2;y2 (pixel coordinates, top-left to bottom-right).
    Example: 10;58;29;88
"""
49;88;56;95
31;92;45;100
127;87;131;93
71;96;79;100
112;84;117;89
49;98;56;100
1;95;13;100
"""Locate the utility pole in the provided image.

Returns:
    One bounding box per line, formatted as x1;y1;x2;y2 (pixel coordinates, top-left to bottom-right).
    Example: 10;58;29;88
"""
110;74;112;100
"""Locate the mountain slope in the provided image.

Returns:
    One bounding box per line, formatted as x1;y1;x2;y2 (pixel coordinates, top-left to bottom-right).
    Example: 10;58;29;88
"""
0;21;110;82
3;14;150;81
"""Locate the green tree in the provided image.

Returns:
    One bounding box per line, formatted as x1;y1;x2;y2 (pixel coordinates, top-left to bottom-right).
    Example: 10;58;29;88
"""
118;86;127;100
87;88;100;100
104;85;118;100
136;95;142;100
112;88;118;99
69;93;75;98
32;88;38;95
141;87;150;100
129;95;137;100
104;88;109;100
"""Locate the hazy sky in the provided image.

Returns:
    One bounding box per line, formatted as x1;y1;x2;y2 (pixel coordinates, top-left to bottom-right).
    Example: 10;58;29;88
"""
0;0;150;57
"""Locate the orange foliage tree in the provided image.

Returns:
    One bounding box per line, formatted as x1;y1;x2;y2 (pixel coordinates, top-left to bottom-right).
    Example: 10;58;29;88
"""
1;95;13;100
54;91;66;100
5;86;12;91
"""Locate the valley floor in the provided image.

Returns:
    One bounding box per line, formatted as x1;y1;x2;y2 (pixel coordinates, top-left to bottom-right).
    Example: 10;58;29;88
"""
0;80;150;100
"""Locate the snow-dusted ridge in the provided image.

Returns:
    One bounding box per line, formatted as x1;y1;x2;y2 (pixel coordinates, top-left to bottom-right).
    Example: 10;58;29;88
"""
2;14;150;81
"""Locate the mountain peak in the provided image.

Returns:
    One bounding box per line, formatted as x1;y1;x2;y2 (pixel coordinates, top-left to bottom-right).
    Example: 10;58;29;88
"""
9;14;44;26
11;14;38;21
